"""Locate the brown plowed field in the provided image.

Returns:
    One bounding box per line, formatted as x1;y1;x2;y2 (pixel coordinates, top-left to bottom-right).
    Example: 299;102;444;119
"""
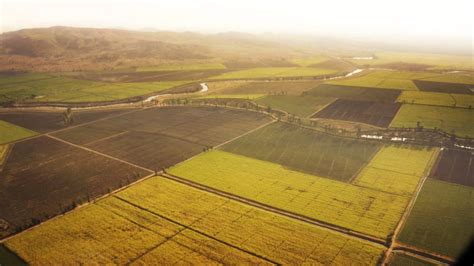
414;80;473;94
53;106;272;146
0;136;149;237
0;109;131;133
87;131;205;171
312;99;401;127
307;84;401;102
430;148;473;187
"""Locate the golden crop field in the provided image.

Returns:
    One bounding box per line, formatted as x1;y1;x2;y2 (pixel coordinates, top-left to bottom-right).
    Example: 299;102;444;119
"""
390;105;474;138
136;62;227;72
6;177;385;265
397;91;474;108
353;146;438;196
169;150;411;239
0;145;9;165
0;120;37;144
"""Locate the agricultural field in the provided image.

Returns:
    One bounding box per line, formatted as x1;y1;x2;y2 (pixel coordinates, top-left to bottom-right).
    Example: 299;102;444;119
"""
0;108;132;133
221;122;381;181
388;253;437;266
290;55;331;67
312;99;401;127
413;80;473;94
397;91;474;108
72;69;230;82
196;94;265;100
256;95;336;117
169;150;410;239
307;84;401;102
0;145;9;166
0;73;189;103
209;67;340;80
348;52;474;71
53;106;272;147
5;176;386;265
390;104;474;137
0;120;37;144
0;136;150;238
430;148;473;187
87;131;205;170
136;62;227;71
398;179;474;258
206;80;323;95
353;146;438;195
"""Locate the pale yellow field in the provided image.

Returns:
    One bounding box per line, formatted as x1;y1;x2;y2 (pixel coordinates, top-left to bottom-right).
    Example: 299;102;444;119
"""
291;55;331;67
397;91;474;108
353;146;438;195
6;177;385;265
0;144;8;165
169;150;411;239
327;70;439;90
210;67;339;80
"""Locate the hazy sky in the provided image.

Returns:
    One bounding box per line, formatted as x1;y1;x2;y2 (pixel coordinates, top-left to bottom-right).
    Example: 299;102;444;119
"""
1;0;472;39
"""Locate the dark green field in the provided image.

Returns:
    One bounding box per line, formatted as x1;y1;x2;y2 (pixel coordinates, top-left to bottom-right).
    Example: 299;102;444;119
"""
221;122;381;181
398;179;474;258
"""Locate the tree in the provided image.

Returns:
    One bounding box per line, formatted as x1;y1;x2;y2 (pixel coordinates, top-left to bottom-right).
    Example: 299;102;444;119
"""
62;108;74;126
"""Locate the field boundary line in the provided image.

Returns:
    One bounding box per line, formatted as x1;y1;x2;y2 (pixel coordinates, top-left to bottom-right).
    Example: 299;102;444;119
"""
347;144;382;184
0;172;155;244
83;131;130;146
392;244;454;265
214;119;277;149
3;107;142;145
114;196;279;265
46;134;154;173
160;173;388;246
307;97;337;118
381;148;445;265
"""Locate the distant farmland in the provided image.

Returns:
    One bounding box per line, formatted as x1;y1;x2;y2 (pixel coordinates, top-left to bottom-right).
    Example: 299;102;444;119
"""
307;84;401;102
0;73;188;104
210;67;339;80
397;91;474;108
207;80;323;95
5;177;385;265
221;122;380;181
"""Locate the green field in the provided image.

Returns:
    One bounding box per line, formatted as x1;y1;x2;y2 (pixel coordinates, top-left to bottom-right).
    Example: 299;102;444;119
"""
398;179;474;258
397;91;474;108
353;146;437;196
5;176;385;265
389;253;437;266
0;120;37;144
136;62;226;72
207;80;323;95
0;73;188;103
390;104;474;137
210;67;339;80
222;122;380;181
169;150;410;239
255;95;336;117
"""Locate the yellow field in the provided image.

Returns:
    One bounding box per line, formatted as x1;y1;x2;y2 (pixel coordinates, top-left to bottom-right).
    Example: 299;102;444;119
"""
390;105;474;138
353;146;438;195
0;144;9;165
0;120;37;144
291;55;331;67
397;91;474;108
210;67;339;80
6;177;385;265
169;150;411;239
349;52;474;71
195;94;265;100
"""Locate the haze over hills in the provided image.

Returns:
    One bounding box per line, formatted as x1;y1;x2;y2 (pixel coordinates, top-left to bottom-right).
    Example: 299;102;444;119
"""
0;27;306;71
